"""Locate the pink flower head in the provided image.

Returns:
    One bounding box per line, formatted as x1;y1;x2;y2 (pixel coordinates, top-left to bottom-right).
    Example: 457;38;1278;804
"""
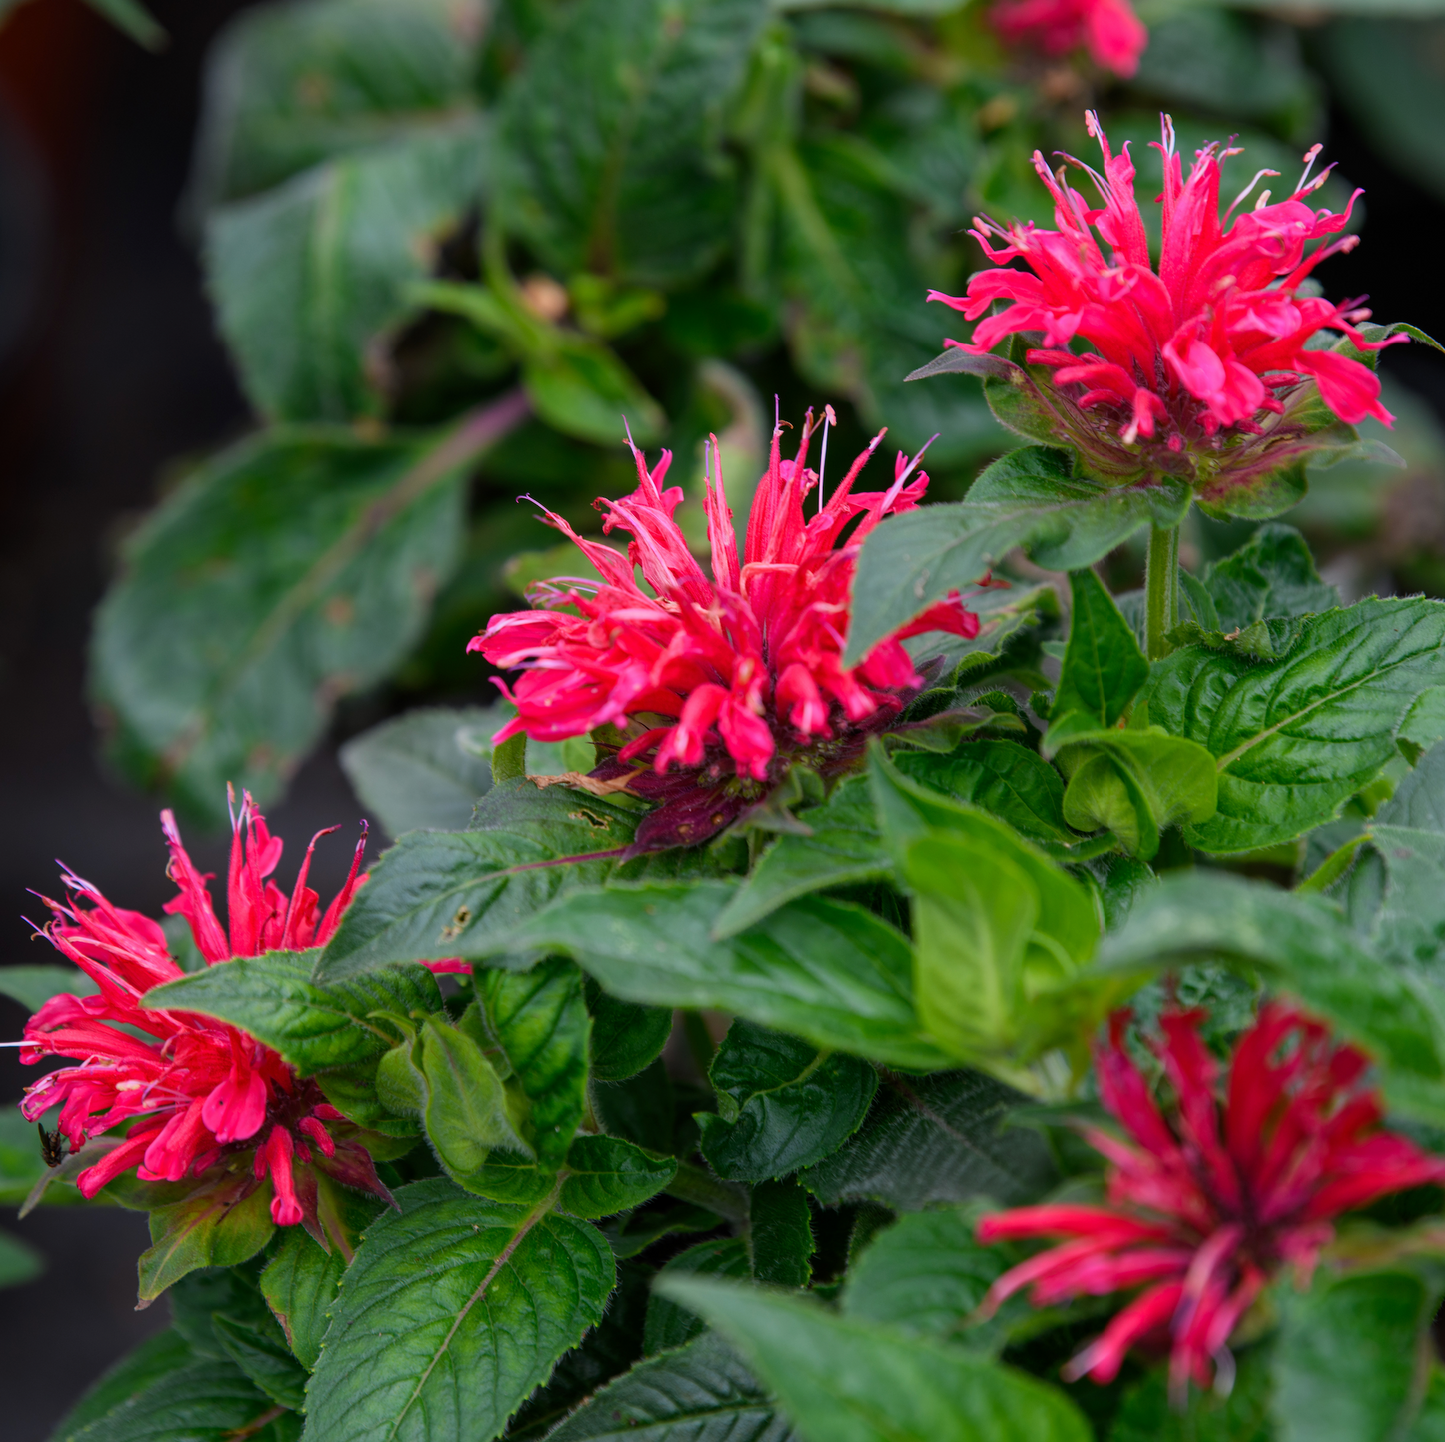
931;115;1405;505
18;792;391;1234
991;0;1147;78
471;412;987;852
978;1004;1445;1399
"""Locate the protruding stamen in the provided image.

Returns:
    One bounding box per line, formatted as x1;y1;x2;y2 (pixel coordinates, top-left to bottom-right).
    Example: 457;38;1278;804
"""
817;404;836;514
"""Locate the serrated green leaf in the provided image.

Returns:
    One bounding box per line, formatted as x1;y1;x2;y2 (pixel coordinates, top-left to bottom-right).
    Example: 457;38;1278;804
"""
494;0;769;287
713;775;891;938
143;949;439;1074
895;742;1074;847
507;881;949;1071
800;1069;1057;1210
1273;1270;1431;1442
1095;870;1445;1123
559;1134;677;1219
1201;523;1339;632
211;1311;309;1411
645;1237;753;1355
841;1206;1011;1346
1145;597;1445;854
305;1177;614;1442
846;447;1188;664
317;780;637;976
91;420;519;824
545;1330;795;1441
748;1178;813;1287
586;978;672;1082
0;962;97;1014
1051;568;1149;732
697;1019;878;1181
188;0;482;207
207;122;487;422
480;957;590;1166
660;1277;1092;1442
339;705;497;837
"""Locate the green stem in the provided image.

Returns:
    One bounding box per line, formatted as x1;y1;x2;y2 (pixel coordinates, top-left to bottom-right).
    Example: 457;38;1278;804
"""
1144;523;1181;661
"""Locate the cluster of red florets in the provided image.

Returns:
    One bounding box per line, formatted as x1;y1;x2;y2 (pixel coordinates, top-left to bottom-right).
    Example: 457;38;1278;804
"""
473;415;983;851
990;0;1148;79
979;1004;1445;1398
19;793;388;1228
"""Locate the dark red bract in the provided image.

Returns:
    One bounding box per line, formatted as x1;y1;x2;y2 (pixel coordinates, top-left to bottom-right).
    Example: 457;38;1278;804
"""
978;1004;1445;1397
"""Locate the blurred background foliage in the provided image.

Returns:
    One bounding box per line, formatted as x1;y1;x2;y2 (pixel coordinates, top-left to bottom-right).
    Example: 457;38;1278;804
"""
60;0;1445;827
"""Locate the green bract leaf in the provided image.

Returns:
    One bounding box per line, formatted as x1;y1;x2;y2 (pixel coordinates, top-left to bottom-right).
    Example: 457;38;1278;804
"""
207;121;487;422
1145;597;1445;854
305;1178;614;1442
339;705;497;837
507;881;951;1071
800;1069;1057;1210
841;1206;1011;1347
1273;1270;1432;1442
660;1277;1092;1442
92;415;524;824
1049;568;1149;733
317;780;637;978
697;1019;878;1181
137;1173;277;1303
559;1134;677;1219
494;0;769;287
544;1330;794;1441
188;0;482;206
846;447;1188;664
1095;870;1445;1123
143;949;440;1074
480;957;590;1166
586;978;673;1082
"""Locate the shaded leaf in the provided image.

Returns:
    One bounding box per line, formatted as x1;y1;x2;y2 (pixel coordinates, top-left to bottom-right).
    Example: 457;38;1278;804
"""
645;1237;752;1355
586;978;673;1083
748;1178;813;1287
0;963;96;1013
559;1134;677;1219
1050;568;1149;732
895;742;1073;848
138;1174;276;1303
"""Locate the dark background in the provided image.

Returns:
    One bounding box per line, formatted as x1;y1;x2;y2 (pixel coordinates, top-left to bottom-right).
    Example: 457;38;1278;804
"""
0;1;1441;1438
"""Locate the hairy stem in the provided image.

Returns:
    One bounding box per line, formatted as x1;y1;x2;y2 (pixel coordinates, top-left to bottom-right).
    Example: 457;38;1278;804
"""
1144;522;1181;661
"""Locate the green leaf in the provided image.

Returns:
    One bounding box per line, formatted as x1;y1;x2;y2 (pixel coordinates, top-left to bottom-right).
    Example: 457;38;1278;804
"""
339;705;497;837
1145;597;1445;854
480;957;590;1166
523;339;666;447
188;0;482;206
841;1206;1011;1346
0;1109;48;1207
1110;1343;1273;1441
143;949;440;1074
748;1178;813;1287
712;775;890;938
1050;568;1149;732
1200;523;1339;632
586;977;672;1083
697;1019;878;1181
544;1330;794;1441
211;1310;309;1411
260;1191;385;1368
317;780;636;976
846;447;1188;664
416;1015;529;1178
661;1277;1092;1442
0;962;96;1013
1400;1369;1445;1442
137;1174;277;1303
1273;1270;1432;1442
645;1237;753;1355
305;1177;615;1442
495;0;769;287
592;1058;677;1155
0;1225;42;1289
92;419;520;824
207;122;487;421
559;1134;677;1219
800;1069;1057;1210
1096;870;1445;1123
507;881;951;1071
895;742;1074;848
48;1328;197;1440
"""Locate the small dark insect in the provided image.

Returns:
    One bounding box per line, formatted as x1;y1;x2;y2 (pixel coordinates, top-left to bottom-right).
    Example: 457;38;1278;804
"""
38;1123;67;1169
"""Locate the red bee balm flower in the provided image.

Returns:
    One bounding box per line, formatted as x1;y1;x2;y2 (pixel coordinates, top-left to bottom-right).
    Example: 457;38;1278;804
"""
472;415;984;852
978;1005;1445;1396
931;114;1404;505
991;0;1147;79
19;794;390;1231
